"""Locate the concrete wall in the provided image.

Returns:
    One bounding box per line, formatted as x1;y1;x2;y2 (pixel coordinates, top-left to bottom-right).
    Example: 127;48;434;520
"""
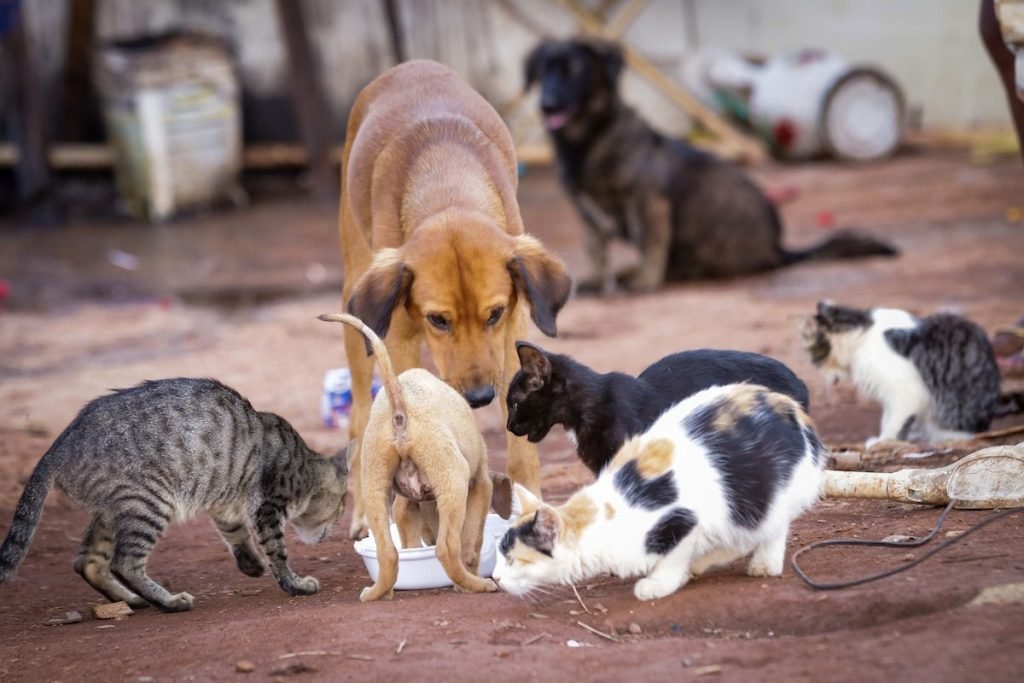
3;0;1013;145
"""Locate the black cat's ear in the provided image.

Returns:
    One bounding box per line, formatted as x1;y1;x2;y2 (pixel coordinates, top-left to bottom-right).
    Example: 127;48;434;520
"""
516;341;551;390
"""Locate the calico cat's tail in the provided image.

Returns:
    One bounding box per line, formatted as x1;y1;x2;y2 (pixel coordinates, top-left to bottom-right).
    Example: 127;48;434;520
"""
994;391;1024;418
0;457;55;582
318;313;409;452
781;229;899;265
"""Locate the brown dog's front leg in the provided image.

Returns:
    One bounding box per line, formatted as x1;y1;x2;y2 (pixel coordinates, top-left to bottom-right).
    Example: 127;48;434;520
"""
618;193;672;293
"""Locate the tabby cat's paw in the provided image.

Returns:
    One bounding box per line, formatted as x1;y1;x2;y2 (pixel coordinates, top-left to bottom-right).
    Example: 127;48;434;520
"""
234;550;265;577
161;592;195;612
285;575;320;596
633;577;675;601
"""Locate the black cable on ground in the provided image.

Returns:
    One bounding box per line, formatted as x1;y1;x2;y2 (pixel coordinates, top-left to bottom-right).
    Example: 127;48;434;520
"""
791;502;1024;590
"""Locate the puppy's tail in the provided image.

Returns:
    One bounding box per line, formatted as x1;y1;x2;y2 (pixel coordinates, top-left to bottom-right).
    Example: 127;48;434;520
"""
318;313;409;450
781;229;899;265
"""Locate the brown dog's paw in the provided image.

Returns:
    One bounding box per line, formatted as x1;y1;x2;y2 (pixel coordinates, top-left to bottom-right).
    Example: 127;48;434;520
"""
453;577;498;593
615;266;661;294
349;519;370;541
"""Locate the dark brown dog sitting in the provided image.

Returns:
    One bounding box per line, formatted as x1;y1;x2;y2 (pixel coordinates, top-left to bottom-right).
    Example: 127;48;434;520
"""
525;38;899;295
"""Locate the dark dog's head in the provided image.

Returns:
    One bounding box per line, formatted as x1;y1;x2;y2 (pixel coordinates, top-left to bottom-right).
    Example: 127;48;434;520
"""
506;341;565;442
524;38;624;138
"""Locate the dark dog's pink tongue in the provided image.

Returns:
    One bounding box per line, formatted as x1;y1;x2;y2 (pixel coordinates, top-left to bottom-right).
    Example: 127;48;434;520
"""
545;111;571;130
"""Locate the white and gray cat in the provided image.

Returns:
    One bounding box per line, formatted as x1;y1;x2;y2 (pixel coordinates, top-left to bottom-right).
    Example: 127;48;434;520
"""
492;383;825;601
0;378;348;612
800;301;1015;446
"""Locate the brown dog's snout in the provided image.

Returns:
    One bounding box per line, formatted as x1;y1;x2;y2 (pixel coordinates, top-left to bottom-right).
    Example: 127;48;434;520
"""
463;385;495;409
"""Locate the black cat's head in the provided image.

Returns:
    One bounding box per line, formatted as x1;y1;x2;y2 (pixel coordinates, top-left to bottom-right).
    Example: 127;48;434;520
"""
506;341;564;443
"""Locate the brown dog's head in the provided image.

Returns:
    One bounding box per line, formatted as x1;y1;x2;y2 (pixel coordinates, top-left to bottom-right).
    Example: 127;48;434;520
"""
348;217;571;409
524;38;624;140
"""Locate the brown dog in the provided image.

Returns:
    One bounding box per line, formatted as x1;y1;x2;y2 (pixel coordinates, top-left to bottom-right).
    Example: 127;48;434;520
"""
320;313;497;601
338;60;573;539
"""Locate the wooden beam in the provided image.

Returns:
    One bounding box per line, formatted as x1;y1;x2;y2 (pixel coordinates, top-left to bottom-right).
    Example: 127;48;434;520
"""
60;0;99;142
274;0;336;197
382;0;407;63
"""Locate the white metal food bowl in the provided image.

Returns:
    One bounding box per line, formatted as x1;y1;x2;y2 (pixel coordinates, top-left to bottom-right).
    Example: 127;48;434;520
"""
353;513;510;590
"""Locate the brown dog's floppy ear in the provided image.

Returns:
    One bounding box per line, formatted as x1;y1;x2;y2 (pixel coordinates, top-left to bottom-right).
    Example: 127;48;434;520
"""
516;341;551;389
489;472;513;519
584;39;624;87
347;249;413;355
524;41;550;90
508;235;572;338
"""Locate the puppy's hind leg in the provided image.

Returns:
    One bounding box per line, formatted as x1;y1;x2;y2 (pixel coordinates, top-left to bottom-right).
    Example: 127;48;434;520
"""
429;461;496;593
393;495;425;549
359;448;400;602
459;473;493;574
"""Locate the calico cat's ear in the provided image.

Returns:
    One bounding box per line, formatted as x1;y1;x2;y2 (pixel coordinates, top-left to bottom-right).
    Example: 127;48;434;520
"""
514;482;542;517
815;300;835;321
531;504;562;550
515;341;552;390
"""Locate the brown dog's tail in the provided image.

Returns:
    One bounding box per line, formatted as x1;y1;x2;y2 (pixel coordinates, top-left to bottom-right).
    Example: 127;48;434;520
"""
317;313;409;450
781;229;899;265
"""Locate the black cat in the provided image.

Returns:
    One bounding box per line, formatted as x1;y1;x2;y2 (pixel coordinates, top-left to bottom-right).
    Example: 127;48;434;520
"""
506;343;810;474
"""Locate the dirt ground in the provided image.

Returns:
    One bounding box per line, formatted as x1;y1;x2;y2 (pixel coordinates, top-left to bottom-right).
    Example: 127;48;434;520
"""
1;147;1023;682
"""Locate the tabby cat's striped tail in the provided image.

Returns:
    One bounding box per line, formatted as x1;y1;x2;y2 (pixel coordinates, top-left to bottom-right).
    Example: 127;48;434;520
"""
0;458;55;582
318;313;409;452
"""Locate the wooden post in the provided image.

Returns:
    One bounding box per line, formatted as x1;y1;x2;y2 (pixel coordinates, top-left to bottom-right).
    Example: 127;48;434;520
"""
60;0;98;142
1;1;54;206
382;0;407;64
275;0;335;198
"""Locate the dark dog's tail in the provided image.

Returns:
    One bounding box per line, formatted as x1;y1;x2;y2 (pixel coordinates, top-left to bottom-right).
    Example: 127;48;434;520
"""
782;229;899;265
994;391;1024;418
318;313;409;452
0;457;55;582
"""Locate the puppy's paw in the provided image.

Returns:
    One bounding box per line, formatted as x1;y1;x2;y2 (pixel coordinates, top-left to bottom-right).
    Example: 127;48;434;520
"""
284;575;320;596
359;586;394;602
349;519;370;541
161;592;195;612
633;577;674;601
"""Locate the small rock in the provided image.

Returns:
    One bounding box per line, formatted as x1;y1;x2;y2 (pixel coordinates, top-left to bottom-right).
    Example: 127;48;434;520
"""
669;623;685;635
96;624;116;630
235;660;256;673
882;534;916;543
44;610;83;626
137;677;155;683
628;623;642;635
92;602;133;620
694;664;722;676
270;661;316;676
902;553;915;562
681;657;694;667
239;588;262;597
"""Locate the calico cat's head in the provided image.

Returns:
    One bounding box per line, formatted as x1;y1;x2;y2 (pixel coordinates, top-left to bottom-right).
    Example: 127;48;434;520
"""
492;484;590;595
291;450;349;544
798;301;873;381
506;342;565;443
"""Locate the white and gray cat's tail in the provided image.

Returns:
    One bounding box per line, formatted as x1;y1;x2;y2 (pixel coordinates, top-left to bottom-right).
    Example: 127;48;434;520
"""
995;390;1024;418
0;455;55;582
317;313;409;451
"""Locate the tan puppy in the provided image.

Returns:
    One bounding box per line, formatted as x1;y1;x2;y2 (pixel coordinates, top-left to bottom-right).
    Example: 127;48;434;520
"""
320;313;497;601
339;60;572;539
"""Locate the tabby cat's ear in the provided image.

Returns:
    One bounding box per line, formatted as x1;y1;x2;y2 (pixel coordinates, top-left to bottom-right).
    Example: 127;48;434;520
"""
514;483;542;517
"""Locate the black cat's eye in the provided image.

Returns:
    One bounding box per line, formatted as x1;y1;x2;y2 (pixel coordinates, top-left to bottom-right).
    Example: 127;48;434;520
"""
486;307;505;327
427;313;450;331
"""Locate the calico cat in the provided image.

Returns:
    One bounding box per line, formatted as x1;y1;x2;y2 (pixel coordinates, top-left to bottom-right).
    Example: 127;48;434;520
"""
493;383;825;601
800;301;1009;445
506;342;809;474
0;378;348;612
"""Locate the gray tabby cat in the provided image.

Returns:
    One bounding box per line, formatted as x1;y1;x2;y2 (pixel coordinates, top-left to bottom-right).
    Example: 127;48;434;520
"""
799;301;1006;444
0;378;347;612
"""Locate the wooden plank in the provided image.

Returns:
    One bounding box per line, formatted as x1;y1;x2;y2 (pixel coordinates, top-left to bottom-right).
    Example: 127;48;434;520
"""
60;0;99;142
274;0;336;197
